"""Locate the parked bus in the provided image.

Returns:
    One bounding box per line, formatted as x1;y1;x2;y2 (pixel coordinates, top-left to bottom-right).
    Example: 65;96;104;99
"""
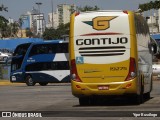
69;10;157;105
10;41;70;86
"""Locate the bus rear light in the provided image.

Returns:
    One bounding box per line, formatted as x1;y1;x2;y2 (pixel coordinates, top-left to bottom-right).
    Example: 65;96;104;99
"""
76;85;81;89
125;57;137;81
75;12;80;16
123;10;128;14
71;59;82;82
125;83;132;88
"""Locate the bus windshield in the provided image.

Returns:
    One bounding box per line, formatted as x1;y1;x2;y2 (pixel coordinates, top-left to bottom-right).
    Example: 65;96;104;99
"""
11;43;31;72
13;43;31;56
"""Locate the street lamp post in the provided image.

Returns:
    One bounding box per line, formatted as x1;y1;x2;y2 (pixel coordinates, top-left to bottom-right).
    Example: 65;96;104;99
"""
51;0;53;28
36;2;42;37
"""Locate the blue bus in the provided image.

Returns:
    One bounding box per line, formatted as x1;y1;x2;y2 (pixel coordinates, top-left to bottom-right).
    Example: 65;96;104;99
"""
10;41;70;86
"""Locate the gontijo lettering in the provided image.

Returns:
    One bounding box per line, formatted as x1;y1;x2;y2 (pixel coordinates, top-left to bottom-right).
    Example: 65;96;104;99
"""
76;37;128;45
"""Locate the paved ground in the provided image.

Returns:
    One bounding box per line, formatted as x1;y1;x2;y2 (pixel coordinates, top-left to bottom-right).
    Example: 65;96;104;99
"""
0;80;160;120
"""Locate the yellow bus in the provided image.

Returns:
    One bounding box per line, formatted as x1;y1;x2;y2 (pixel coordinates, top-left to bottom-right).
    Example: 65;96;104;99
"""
69;10;156;105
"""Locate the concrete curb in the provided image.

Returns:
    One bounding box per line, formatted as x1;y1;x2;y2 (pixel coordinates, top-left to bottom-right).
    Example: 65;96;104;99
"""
0;80;24;86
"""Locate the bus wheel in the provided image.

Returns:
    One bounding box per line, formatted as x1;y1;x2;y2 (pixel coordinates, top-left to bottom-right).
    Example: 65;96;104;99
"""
26;75;36;86
144;92;150;100
39;83;48;86
79;97;90;106
136;80;144;104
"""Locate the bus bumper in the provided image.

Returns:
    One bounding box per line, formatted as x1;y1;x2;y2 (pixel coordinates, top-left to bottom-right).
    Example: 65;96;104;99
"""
71;78;138;97
10;74;25;83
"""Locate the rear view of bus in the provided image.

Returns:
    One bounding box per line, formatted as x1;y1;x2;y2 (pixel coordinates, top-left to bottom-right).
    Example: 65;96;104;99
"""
70;10;152;105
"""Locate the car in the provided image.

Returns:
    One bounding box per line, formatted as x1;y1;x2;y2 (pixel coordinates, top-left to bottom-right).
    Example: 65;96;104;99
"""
0;51;10;62
152;63;160;80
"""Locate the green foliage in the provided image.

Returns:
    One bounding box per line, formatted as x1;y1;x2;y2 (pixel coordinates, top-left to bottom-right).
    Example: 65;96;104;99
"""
10;22;19;35
0;4;8;12
26;28;33;38
0;16;9;38
139;1;160;12
78;5;100;12
43;23;70;40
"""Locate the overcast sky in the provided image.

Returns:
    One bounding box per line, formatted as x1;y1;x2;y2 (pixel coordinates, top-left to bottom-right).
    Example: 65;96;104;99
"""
0;0;154;21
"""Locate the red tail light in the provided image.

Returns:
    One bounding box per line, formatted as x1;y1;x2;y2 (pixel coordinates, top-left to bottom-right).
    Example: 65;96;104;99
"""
75;12;80;16
123;10;128;14
125;57;137;81
71;59;82;82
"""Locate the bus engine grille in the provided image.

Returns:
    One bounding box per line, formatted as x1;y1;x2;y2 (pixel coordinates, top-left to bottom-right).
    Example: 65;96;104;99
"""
79;46;126;56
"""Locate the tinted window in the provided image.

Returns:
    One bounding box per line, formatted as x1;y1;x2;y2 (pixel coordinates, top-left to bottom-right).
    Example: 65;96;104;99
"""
11;57;23;71
13;43;31;56
29;43;68;57
25;61;69;71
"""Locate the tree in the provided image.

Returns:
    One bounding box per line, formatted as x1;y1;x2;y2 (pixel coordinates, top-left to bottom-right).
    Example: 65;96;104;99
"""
0;4;8;38
139;1;160;12
43;23;70;40
78;5;100;12
0;4;8;12
0;16;9;38
43;28;57;40
18;17;23;38
26;28;33;38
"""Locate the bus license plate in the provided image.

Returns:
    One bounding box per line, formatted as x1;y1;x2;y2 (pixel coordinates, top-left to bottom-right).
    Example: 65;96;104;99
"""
98;85;109;90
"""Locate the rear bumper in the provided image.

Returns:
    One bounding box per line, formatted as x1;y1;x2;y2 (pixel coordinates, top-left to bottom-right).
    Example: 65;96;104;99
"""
71;78;138;98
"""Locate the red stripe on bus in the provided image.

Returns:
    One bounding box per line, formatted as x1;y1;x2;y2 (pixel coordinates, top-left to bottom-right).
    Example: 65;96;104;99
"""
80;32;123;36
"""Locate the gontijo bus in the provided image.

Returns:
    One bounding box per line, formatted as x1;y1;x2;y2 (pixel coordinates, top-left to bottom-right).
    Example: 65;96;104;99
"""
69;10;156;105
10;41;70;86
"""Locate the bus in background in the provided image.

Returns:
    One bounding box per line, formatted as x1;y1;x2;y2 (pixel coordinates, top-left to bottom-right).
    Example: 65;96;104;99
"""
69;10;157;105
10;41;70;86
11;42;32;70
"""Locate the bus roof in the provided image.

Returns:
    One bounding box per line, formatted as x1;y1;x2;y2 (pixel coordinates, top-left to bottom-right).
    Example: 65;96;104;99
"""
31;40;68;45
78;10;132;14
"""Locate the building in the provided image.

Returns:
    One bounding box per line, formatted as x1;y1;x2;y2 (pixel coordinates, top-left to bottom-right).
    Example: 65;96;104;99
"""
21;14;31;29
32;13;45;35
47;10;59;29
47;4;76;29
20;8;45;36
146;13;159;34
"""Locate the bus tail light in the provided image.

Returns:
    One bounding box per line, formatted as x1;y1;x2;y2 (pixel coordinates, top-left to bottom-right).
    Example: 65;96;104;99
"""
75;12;80;16
123;10;128;14
71;59;82;82
125;57;136;81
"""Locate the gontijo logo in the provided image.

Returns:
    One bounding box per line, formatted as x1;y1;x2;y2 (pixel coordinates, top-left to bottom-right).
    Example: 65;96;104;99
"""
83;16;117;30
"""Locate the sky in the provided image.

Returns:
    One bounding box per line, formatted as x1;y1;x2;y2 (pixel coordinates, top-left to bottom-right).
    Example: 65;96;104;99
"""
0;0;153;22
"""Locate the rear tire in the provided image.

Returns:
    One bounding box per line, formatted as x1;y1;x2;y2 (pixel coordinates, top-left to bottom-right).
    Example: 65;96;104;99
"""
26;75;36;86
39;83;48;86
144;92;150;99
79;97;90;106
135;79;144;104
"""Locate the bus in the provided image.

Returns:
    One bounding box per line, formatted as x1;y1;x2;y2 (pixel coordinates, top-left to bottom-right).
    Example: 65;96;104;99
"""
69;10;157;105
10;41;70;86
